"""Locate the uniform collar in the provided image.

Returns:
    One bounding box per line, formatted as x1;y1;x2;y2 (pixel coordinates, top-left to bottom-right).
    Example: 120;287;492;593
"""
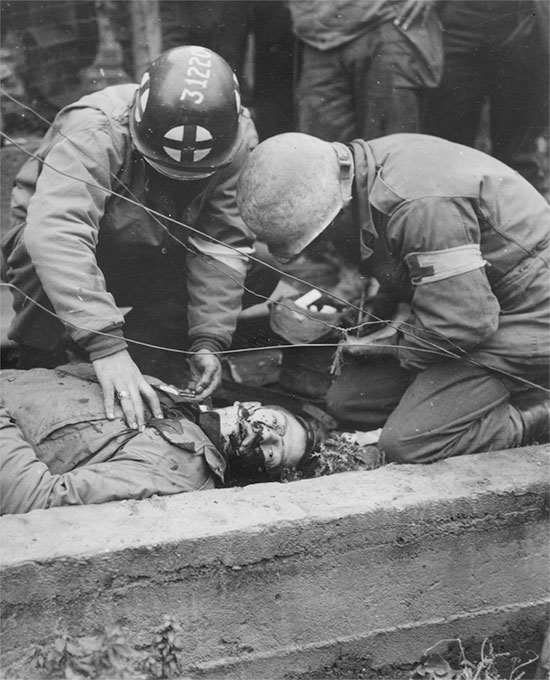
331;142;354;206
348;140;379;261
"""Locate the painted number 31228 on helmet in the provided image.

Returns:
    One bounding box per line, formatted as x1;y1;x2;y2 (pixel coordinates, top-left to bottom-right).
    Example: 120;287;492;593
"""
129;46;242;180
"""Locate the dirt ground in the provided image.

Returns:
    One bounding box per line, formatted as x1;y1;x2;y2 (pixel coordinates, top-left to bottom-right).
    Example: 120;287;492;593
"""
285;620;547;679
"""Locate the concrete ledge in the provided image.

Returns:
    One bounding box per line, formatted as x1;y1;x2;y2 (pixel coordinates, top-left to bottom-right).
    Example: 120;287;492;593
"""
1;445;549;678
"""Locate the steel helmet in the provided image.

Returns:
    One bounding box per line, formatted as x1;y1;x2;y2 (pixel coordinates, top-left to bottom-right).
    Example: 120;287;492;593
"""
129;46;242;180
236;133;353;261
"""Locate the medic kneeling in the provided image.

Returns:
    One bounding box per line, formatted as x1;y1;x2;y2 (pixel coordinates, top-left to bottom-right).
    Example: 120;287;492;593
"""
237;133;550;462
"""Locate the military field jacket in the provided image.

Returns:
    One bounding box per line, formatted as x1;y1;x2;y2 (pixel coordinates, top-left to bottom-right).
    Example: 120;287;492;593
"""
3;85;257;359
0;365;224;514
346;133;550;379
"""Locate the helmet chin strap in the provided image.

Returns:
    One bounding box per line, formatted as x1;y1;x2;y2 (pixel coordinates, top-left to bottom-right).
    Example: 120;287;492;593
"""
143;156;216;181
272;143;354;262
331;142;354;206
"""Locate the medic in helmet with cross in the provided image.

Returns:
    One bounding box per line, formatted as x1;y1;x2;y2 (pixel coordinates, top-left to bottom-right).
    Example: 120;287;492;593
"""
2;47;259;430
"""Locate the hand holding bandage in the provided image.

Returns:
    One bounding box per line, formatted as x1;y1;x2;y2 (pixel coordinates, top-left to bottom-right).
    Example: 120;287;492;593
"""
343;303;411;357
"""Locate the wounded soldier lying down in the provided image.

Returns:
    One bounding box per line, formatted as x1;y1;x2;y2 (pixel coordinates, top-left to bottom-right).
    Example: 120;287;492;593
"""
0;364;324;515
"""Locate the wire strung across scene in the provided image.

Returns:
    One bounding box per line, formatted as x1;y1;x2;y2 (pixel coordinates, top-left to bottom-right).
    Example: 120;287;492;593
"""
0;88;547;395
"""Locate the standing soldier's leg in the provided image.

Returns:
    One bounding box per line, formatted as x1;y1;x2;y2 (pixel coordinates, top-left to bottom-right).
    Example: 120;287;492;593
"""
490;9;549;190
358;22;428;138
422;2;490;147
295;42;358;142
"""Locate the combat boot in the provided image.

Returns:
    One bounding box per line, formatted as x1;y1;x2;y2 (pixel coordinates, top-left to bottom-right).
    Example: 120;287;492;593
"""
515;395;550;446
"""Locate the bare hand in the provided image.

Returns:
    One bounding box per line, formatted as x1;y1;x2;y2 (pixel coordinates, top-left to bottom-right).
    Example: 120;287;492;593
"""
394;0;436;30
93;350;163;430
188;349;222;400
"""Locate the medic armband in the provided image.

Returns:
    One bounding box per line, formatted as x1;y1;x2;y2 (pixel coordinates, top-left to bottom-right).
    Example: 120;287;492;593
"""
404;244;487;285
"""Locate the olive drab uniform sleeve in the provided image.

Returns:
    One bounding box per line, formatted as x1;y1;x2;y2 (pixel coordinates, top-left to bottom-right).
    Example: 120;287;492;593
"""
386;196;501;372
185;111;257;352
4;82;258;359
353;134;549;379
8;98;132;359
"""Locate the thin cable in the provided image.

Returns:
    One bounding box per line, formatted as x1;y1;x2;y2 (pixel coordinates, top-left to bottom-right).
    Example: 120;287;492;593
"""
0;90;487;360
1;98;548;391
0;281;454;360
0;128;470;362
1;88;545;370
0;91;467;349
2;281;547;394
2;130;545;389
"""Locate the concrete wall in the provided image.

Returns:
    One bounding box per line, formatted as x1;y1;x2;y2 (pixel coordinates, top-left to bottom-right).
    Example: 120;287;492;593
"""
1;445;549;678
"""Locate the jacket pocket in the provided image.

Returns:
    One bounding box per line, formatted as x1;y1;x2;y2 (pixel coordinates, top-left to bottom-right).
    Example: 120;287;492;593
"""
0;368;123;447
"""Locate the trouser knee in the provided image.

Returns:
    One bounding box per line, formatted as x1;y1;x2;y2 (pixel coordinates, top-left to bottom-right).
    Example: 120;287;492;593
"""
378;425;421;464
325;381;350;424
326;358;410;430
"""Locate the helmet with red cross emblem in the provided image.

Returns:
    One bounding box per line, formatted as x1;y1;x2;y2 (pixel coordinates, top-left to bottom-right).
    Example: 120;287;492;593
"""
129;46;242;179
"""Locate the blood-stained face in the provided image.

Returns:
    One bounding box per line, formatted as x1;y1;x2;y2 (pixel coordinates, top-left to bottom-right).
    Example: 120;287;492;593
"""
214;402;308;476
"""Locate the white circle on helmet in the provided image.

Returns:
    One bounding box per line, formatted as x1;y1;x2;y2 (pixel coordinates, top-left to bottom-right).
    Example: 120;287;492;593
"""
135;73;150;123
233;74;241;114
162;124;213;163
